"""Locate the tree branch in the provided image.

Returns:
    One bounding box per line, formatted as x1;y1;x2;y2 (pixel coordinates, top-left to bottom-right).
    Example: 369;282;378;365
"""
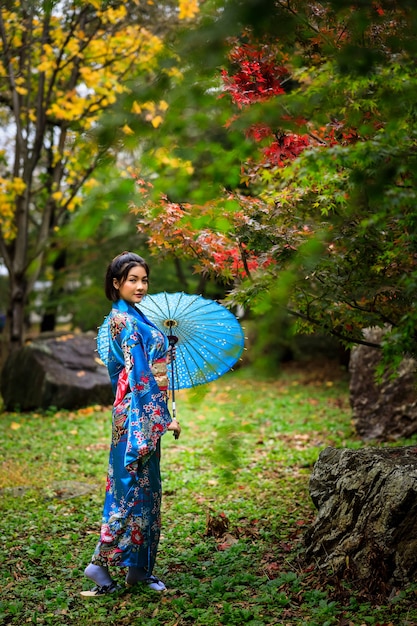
238;240;253;281
0;9;25;163
286;306;382;349
276;0;338;49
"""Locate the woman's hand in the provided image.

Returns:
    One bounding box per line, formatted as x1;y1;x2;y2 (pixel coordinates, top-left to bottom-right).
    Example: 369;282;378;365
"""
166;346;176;365
167;418;181;439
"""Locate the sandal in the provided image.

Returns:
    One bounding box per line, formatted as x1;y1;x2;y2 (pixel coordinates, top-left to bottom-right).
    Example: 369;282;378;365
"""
80;581;121;597
125;574;167;592
145;576;166;592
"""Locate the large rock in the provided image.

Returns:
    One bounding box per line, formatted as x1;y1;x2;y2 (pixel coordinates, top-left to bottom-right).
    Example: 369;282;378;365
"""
349;327;417;440
304;446;417;597
1;332;113;411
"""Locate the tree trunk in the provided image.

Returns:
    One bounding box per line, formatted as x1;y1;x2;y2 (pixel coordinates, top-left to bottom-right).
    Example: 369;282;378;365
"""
304;446;417;599
173;257;189;291
40;249;67;333
7;272;28;353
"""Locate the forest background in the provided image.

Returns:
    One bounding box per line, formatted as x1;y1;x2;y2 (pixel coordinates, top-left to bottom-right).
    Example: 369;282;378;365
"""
0;0;416;371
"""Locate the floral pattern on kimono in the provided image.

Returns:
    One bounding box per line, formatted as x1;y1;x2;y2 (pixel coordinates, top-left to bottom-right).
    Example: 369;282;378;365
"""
91;299;171;571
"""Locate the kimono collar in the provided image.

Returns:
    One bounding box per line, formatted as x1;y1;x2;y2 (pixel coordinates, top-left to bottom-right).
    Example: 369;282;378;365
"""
112;298;163;336
113;298;136;316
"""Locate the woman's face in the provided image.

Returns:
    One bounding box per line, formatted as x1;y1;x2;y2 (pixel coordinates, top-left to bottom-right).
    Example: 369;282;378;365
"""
113;264;149;305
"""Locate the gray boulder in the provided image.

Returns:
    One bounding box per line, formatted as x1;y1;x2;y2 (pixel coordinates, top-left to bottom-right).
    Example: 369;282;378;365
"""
1;332;113;411
305;446;417;597
349;327;417;440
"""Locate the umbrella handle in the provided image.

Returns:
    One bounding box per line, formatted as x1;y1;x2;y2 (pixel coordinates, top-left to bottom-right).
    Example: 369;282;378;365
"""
167;334;179;431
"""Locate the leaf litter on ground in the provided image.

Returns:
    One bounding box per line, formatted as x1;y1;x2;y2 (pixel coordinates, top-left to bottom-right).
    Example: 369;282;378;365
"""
1;360;417;625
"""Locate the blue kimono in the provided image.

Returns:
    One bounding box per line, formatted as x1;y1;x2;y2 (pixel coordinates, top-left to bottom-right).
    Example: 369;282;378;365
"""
92;299;172;573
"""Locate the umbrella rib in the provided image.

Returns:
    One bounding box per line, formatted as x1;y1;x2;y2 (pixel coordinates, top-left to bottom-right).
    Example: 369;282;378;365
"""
144;294;242;332
179;321;242;336
170;344;210;389
171;319;243;341
186;338;242;375
172;295;226;319
139;292;244;390
178;343;213;384
173;327;243;365
169;324;244;381
181;327;244;357
166;292;200;320
139;298;170;321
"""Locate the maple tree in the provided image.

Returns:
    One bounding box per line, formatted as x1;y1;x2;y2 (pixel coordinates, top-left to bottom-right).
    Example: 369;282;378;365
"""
133;0;417;365
0;0;195;351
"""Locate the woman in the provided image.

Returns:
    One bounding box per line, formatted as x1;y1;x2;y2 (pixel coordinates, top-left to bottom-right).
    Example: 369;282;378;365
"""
81;251;181;597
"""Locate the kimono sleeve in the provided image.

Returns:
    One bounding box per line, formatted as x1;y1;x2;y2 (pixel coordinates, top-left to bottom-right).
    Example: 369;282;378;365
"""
120;317;172;468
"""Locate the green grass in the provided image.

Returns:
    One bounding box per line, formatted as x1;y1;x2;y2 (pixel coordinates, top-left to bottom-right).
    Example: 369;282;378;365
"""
1;361;417;625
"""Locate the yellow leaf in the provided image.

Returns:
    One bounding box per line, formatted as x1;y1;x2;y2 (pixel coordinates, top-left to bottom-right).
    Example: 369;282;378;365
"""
178;0;199;20
67;197;81;212
56;334;74;342
10;422;21;430
79;67;96;85
84;178;99;189
77;406;95;415
37;59;56;73
69;429;78;435
11;177;26;195
151;115;163;128
143;101;156;113
121;124;135;135
66;39;80;56
131;101;142;114
15;86;28;95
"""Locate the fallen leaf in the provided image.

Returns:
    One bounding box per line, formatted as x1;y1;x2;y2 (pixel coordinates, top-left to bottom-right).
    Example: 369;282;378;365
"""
205;510;229;537
217;533;238;550
86;442;109;452
10;422;21;430
56;334;74;342
77;407;95;415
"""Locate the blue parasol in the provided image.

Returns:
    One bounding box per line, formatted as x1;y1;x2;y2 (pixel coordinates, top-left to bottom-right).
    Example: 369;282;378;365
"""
138;291;245;403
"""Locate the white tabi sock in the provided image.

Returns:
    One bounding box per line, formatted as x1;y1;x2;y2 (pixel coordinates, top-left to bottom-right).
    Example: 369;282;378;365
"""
84;563;114;587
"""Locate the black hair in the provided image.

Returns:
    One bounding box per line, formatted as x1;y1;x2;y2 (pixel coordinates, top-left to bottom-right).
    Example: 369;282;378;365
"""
104;251;150;302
